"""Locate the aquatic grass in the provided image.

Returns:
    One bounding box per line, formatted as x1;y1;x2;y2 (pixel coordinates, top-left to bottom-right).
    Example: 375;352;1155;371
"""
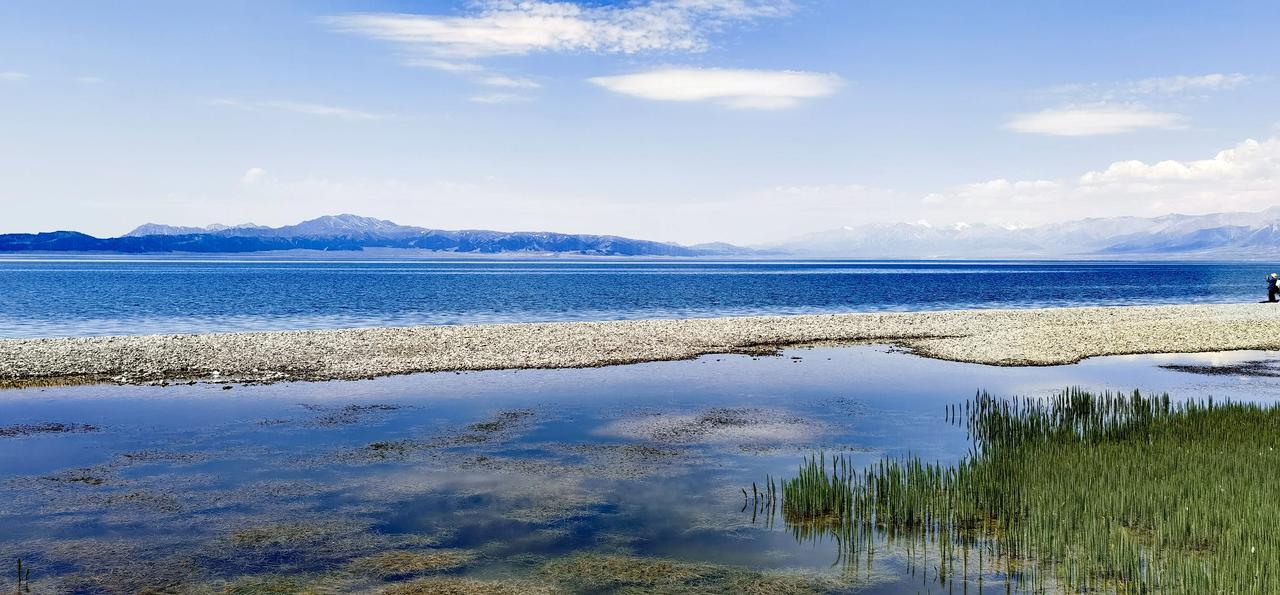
762;388;1280;593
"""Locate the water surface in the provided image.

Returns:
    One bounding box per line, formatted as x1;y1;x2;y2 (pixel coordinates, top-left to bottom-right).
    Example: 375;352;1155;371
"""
1;346;1274;593
0;258;1269;338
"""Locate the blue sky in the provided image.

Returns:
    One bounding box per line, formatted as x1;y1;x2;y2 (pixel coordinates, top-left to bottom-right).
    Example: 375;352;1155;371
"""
2;1;1278;244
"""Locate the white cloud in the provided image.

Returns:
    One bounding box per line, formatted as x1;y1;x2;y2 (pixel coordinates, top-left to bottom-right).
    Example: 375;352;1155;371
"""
588;68;842;109
1079;137;1279;184
0;71;27;81
240;167;267;185
918;137;1280;225
324;1;797;101
322;0;794;58
1006;105;1185;136
470;93;533;104
210;98;385;120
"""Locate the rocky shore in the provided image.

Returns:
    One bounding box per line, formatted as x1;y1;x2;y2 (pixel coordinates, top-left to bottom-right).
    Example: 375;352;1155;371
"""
4;303;1280;388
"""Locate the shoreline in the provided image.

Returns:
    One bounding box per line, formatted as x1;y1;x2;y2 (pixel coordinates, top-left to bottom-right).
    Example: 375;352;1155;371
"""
4;303;1280;388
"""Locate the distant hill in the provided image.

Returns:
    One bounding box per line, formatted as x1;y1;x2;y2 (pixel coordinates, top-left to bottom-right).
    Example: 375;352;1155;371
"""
768;207;1280;259
1;214;759;257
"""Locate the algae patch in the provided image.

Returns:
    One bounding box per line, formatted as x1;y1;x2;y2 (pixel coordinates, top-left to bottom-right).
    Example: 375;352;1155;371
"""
0;422;98;438
539;553;853;594
303;403;405;427
383;576;561;595
347;549;477;578
1161;358;1280;378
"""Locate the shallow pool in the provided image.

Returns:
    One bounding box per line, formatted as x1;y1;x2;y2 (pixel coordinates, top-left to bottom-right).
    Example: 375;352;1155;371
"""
1;346;1274;593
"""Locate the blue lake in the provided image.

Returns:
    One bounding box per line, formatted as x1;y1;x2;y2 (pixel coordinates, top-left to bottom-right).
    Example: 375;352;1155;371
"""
0;257;1273;338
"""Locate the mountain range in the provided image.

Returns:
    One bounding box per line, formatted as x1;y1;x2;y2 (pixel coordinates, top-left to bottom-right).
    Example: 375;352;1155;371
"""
6;208;1280;258
0;214;757;257
770;207;1280;258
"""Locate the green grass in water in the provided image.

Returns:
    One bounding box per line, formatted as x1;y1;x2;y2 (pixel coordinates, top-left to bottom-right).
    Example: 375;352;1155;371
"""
771;388;1280;593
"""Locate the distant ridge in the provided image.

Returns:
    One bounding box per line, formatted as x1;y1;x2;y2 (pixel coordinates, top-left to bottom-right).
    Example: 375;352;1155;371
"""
1;214;760;257
769;207;1280;258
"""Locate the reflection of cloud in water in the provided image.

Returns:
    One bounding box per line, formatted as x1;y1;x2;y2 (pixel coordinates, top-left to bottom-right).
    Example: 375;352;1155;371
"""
598;408;827;445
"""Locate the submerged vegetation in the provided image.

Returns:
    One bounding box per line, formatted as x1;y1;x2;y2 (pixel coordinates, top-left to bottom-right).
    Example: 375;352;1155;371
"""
766;388;1280;593
538;553;852;594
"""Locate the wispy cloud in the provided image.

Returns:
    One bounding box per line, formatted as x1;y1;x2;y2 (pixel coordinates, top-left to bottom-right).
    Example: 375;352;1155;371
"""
260;101;382;120
405;52;540;95
589;68;842;109
1047;72;1257;101
1125;73;1255;94
1010;72;1256;137
479;74;541;89
0;71;28;81
209;98;385;120
1005;105;1185;136
322;1;794;58
322;1;796;100
405;58;486;73
470;93;533;104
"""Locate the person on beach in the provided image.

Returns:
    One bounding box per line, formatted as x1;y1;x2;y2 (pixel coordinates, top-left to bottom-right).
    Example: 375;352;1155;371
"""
1269;273;1279;302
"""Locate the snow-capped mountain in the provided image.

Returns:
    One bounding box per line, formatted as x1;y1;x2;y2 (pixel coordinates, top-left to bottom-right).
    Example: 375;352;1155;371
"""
770;207;1280;258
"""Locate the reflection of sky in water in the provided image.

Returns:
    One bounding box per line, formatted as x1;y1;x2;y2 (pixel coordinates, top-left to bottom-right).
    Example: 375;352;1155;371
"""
0;346;1276;592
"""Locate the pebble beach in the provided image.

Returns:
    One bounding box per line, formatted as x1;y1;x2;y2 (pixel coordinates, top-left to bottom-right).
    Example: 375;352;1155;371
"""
4;303;1280;388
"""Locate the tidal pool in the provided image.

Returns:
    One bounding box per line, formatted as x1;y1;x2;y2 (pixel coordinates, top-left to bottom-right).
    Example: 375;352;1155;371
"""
0;346;1275;593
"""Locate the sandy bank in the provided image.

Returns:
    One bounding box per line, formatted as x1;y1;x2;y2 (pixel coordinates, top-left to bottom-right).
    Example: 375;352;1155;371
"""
4;303;1280;388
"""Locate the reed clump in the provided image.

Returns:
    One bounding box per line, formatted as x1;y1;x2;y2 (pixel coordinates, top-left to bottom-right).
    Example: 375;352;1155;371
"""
769;388;1280;593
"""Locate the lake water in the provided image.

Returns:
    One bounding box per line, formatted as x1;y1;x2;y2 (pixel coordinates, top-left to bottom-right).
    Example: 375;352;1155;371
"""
0;258;1271;338
2;346;1276;593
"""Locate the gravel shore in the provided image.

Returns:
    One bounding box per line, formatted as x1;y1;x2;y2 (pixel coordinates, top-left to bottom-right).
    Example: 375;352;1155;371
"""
4;303;1280;388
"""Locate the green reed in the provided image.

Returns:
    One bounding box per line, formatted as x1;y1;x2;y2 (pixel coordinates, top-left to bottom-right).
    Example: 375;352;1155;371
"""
11;559;30;594
763;388;1280;593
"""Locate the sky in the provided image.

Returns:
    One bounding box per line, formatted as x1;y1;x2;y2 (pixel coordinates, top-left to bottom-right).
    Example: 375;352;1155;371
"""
1;0;1278;245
